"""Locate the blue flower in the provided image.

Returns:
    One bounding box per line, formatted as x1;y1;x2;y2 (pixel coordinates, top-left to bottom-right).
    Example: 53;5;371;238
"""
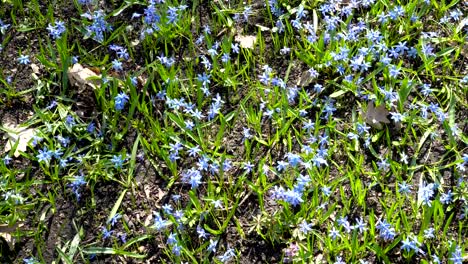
286;152;302;167
390;112;404;122
153;212;169;231
3;154;12;165
65;115;75;127
23;258;38;264
87;122;96;134
449;246;464;264
108;213;122;227
398;182;412;195
172;243;182;256
377;158;390;171
440;190;453;204
400;235;422;254
197;225;208;239
37;146;53;163
167;232;177;245
299;220;312;235
218;248;236;263
243;162;254;173
353;217;367;233
84;10;112;42
321;186;331;196
189;170;202;189
68;174;86;200
18;55;30;65
111;154;125;169
276;160;288;171
418;181;435;207
0;19;11;34
388;65;401;78
284;189;303;206
47;20;66;39
423;227;435;239
212;199;223;209
207;239;218;253
162;204;173;215
329;226;341;240
334;256;346;264
337;216;353;233
114;92;129;111
101;227;113;239
111;59;123;71
356;122;370;135
118;233;127;243
59;158;69;168
376;219;396;241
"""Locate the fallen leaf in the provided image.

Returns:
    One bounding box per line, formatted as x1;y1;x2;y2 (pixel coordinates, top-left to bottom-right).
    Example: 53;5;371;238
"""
137;76;147;87
144;213;152;227
364;101;390;129
131;39;140;47
297;70;314;87
144;185;151;199
235;35;257;49
3;122;37;157
0;222;22;251
313;10;318;34
30;63;40;74
68;63;100;90
255;24;270;31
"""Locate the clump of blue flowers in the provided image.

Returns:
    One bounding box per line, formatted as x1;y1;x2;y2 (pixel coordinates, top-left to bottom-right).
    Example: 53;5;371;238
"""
114;92;129;111
376;218;397;241
270;174;311;206
68;173;87;200
47;20;66;39
82;10;112;42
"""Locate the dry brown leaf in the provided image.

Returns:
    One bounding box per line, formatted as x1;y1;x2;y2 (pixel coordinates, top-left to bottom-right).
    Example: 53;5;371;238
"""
235;35;257;49
3;122;36;157
30;63;40;74
0;222;22;251
68;63;100;90
364;101;390;129
144;213;152;227
255;24;270;31
297;70;314;87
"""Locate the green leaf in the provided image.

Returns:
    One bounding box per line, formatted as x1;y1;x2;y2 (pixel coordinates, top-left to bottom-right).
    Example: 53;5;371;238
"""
82;247;146;259
329;89;348;98
56;246;73;264
67;229;82;261
123;235;152;250
107;189;127;224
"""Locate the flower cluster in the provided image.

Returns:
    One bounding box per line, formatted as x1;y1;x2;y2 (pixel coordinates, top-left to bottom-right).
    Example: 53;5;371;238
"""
114;92;129;111
83;10;112;42
68;173;86;200
376;219;397;241
47;20;66;39
270;174;311;206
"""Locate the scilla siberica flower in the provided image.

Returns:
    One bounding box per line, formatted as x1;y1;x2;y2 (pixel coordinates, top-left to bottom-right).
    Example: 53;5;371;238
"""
18;54;30;65
68;173;86;200
418;181;435;207
111;155;125;168
83;10;112;43
270;174;311;207
376;219;396;241
114;92;129;110
47;20;66;39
